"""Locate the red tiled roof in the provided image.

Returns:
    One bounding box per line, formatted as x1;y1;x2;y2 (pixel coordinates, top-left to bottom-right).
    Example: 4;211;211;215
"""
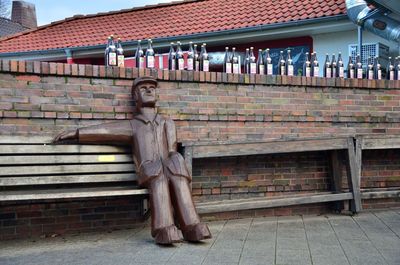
0;0;346;53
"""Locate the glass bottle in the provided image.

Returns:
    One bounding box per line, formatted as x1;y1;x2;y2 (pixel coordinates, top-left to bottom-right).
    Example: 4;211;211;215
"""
116;38;124;67
331;53;337;78
278;51;286;75
249;47;257;74
168;42;176;70
199;43;209;72
265;48;273;75
176;41;184;70
323;54;331;78
223;47;232;73
105;35;117;67
244;48;250;74
355;53;363;79
187;42;195;71
256;49;265;74
303;52;311;77
337;52;344;78
145;39;155;68
374;56;382;80
366;57;374;80
194;44;200;71
286;50;294;76
232;47;240;74
311;52;319;77
347;56;355;79
387;57;395;80
135;40;144;69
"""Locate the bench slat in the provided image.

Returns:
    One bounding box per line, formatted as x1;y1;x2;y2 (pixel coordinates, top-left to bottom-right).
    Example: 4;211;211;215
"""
0;186;148;202
196;192;353;214
0;154;132;165
192;138;349;158
0;173;137;186
0;164;135;176
361;137;400;150
0;145;130;155
0;135;52;144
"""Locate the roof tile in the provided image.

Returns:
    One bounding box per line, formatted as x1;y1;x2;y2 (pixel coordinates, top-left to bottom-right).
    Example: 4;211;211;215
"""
0;0;346;53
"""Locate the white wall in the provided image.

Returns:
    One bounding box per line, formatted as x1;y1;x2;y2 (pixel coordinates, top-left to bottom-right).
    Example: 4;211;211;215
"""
312;29;400;75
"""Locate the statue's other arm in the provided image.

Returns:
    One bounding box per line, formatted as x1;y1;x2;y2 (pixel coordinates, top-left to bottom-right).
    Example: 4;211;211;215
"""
53;121;133;145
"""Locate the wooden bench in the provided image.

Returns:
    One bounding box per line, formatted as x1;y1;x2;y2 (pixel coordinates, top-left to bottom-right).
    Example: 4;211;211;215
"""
183;137;362;214
0;136;148;203
356;135;400;201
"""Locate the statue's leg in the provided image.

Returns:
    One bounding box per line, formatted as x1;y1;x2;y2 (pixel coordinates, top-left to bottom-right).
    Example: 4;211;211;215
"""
149;173;182;244
169;175;212;242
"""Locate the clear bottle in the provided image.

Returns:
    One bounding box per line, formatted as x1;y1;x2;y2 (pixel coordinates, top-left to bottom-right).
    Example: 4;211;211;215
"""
278;51;286;75
187;42;195;71
337;52;344;78
199;43;209;72
232;47;240;74
396;56;400;80
223;47;232;73
387;57;395;80
265;48;273;75
168;42;176;70
366;57;374;80
135;40;144;69
331;54;337;78
194;44;200;71
105;35;117;67
249;47;257;74
244;48;250;74
116;38;124;67
374;56;382;80
347;56;355;78
311;52;319;77
286;49;294;76
303;52;311;77
145;39;155;68
355;53;363;79
323;54;331;78
176;41;184;70
256;49;265;74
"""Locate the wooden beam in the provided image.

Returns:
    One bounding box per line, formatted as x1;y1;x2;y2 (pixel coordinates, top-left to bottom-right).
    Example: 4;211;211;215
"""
0;187;148;202
346;138;362;213
0;135;53;144
191;138;349;158
0;154;133;165
361;136;400;150
361;190;400;199
329;150;344;212
0;144;131;155
0;173;137;186
196;192;353;214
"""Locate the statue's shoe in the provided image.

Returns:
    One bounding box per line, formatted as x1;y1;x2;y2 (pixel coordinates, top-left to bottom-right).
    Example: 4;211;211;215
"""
182;223;212;242
153;225;183;245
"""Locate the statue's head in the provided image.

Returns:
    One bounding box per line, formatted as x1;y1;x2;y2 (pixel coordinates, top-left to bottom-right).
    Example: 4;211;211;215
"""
132;77;157;109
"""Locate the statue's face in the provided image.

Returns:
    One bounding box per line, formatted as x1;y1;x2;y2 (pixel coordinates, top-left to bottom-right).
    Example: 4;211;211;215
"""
135;82;156;107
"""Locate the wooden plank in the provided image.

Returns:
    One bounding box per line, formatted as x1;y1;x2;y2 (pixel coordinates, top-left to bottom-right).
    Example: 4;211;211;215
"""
196;192;353;214
0;186;148;202
329;150;344;212
0;163;135;176
183;146;193;177
0;135;53;144
0;154;133;165
192;138;349;158
0;144;131;155
0;173;137;186
361;137;400;150
346;138;362;213
355;136;363;184
361;190;400;199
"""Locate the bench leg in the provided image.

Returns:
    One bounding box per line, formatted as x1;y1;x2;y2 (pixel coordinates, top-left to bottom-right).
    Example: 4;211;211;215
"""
329;150;344;213
346;138;362;213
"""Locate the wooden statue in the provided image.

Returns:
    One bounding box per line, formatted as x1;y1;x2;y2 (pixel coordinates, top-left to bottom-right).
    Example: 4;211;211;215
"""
53;77;211;244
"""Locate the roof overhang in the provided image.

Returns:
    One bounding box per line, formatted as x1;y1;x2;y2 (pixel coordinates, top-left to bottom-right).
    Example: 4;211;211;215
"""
0;15;354;61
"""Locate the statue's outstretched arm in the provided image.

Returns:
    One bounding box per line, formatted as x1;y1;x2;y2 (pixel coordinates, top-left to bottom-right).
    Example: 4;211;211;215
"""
53;120;133;145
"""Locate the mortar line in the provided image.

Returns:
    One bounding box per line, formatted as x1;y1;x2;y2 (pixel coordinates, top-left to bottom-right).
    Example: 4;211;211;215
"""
372;210;400;239
301;215;314;265
237;217;254;265
327;216;352;265
351;214;389;265
200;219;228;265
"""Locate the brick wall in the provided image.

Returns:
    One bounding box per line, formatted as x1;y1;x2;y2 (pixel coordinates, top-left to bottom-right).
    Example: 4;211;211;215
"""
0;60;399;239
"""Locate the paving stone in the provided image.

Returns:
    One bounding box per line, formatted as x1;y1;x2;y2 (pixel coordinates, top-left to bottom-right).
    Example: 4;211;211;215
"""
276;249;312;265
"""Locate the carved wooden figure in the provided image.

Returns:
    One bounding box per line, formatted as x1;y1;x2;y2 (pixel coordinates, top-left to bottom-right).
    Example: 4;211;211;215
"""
53;77;211;244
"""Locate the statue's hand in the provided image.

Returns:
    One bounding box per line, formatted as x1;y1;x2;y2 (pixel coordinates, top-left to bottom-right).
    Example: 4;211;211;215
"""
52;130;78;143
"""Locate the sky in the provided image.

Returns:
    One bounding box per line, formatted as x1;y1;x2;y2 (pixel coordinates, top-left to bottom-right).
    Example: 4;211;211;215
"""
27;0;174;26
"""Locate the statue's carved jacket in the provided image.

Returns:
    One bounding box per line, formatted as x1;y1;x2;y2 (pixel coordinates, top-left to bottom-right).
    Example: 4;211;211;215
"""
76;114;191;187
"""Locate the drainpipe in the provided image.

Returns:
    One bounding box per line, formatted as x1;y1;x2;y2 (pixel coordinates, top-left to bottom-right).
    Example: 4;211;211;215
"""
65;49;74;64
346;0;400;43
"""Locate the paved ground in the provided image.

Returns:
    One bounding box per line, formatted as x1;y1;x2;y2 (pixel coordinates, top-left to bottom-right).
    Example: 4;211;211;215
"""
1;209;399;265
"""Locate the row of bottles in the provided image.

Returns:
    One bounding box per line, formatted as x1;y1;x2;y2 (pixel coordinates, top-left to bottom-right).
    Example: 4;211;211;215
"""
167;42;209;71
105;35;124;67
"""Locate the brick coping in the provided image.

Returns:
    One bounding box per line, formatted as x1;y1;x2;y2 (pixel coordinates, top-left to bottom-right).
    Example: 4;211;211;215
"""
1;60;399;89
